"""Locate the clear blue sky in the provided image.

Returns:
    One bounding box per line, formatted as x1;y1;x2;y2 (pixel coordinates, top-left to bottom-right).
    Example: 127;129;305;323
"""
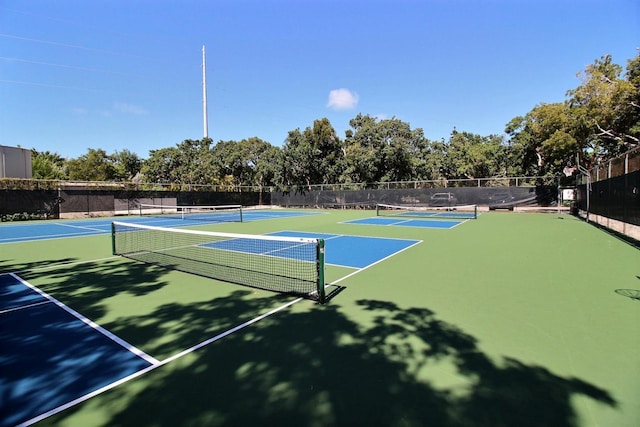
1;0;638;159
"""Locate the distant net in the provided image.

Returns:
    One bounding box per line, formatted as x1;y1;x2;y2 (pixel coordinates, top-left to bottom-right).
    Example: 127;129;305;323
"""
376;203;478;219
138;204;243;222
111;221;326;302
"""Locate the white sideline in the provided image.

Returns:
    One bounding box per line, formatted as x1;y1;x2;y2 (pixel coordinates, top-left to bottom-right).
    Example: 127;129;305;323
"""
18;296;304;427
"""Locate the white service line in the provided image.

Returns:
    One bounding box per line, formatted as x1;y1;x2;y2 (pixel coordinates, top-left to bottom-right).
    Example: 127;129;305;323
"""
0;231;106;243
18;295;304;427
325;239;423;285
50;222;109;232
0;300;52;315
8;273;159;365
11;256;120;275
17;235;422;426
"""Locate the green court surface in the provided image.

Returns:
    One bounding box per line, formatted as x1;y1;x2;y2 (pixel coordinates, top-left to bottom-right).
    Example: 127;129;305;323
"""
1;210;638;426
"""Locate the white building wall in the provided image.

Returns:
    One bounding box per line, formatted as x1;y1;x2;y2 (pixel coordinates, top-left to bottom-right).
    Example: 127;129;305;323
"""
0;145;32;178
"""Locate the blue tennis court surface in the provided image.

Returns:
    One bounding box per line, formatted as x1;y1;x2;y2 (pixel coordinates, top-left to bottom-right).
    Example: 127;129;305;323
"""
202;237;318;262
392;211;475;219
0;273;154;427
0;209;321;244
202;231;419;269
269;231;420;269
1;224;420;424
345;216;465;229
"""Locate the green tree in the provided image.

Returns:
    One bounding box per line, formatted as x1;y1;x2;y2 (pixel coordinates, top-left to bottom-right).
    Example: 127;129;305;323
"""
621;54;640;142
443;131;507;179
210;137;279;189
305;118;344;185
142;139;215;185
31;149;68;180
176;139;216;185
567;54;640;161
505;102;576;176
241;137;281;190
141;147;182;183
343;114;384;183
343;114;428;183
279;129;311;189
111;149;142;181
211;140;248;188
416;138;447;181
67;148;117;181
505;54;639;173
378;118;427;182
280;118;343;189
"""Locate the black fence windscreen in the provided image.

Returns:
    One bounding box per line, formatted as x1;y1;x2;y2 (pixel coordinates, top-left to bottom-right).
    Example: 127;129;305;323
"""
576;169;640;226
1;189;269;218
0;189;60;218
271;185;559;209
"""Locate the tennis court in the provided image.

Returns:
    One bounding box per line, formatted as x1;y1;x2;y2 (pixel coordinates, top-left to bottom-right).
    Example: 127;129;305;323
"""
0;208;319;244
1;208;638;426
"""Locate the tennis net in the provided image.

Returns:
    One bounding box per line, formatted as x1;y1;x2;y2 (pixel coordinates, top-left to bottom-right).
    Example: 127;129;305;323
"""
138;204;243;222
111;221;326;302
376;203;478;219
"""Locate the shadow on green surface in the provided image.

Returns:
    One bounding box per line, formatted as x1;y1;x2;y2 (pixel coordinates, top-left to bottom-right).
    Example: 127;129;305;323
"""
584;219;640;249
1;257;170;322
0;257;79;274
41;294;616;427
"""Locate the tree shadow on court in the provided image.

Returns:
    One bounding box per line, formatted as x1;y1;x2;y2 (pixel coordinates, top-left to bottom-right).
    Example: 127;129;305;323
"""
1;257;177;426
41;294;617;427
3;258;171;322
0;257;79;274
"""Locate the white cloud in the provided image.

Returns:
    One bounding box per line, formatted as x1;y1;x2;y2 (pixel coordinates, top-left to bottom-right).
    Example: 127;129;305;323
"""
327;88;359;110
113;102;148;116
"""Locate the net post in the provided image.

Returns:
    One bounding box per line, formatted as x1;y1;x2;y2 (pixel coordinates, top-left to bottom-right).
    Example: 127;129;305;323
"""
316;239;326;304
474;205;478;219
111;222;116;255
376;204;380;216
239;206;243;223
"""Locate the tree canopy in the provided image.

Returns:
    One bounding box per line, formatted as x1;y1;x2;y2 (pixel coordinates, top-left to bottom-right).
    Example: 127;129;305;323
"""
29;53;639;187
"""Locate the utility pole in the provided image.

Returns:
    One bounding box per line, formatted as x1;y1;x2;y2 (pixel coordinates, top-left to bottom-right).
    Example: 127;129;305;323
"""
202;45;209;139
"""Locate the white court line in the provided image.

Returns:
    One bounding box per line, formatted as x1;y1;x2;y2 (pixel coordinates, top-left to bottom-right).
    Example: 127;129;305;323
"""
0;299;52;315
10;256;120;275
50;222;109;232
448;219;471;228
0;219;180;244
17;233;422;426
6;273;159;366
272;230;342;241
269;230;421;268
344;217;464;229
19;296;304;427
326;239;423;286
0;230;108;244
157;297;302;365
338;217;415;227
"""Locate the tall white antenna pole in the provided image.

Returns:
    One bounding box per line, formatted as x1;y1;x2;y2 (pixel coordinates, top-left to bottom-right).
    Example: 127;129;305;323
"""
202;45;209;139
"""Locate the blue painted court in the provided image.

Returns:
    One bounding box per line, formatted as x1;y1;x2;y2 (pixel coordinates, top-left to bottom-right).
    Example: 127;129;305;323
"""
1;220;420;425
0;209;321;244
345;216;466;229
187;230;420;270
0;273;154;427
268;231;420;268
